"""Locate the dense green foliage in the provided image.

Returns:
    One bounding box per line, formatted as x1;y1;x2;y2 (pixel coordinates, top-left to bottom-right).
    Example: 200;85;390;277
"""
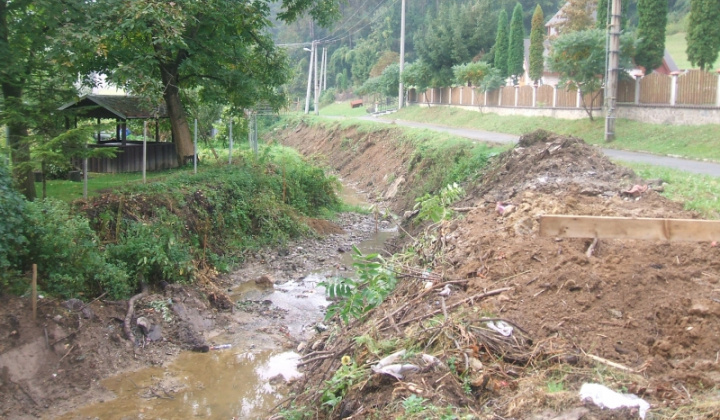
414;2;493;87
596;0;609;29
2;146;341;299
548;29;636;118
493;10;510;78
636;0;668;72
529;5;545;83
507;3;526;83
453;62;494;87
321;247;398;325
686;0;720;70
0;163;28;282
0;0;82;200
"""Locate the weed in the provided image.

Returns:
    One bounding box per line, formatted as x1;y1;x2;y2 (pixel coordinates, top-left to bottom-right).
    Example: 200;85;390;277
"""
414;183;465;223
148;299;173;322
321;246;398;325
402;394;428;415
546;380;565;393
320;361;367;410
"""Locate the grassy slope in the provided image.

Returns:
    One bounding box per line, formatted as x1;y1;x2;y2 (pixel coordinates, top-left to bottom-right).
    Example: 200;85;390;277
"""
383;106;720;162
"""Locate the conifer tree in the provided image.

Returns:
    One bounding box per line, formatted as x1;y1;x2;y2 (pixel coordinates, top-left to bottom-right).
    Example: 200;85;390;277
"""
493;10;510;78
636;0;667;73
507;3;525;83
529;4;545;83
596;0;609;29
686;0;720;70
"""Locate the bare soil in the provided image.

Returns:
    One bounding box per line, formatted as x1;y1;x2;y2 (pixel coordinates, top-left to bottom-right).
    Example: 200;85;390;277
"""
3;121;719;419
278;124;720;419
0;211;384;419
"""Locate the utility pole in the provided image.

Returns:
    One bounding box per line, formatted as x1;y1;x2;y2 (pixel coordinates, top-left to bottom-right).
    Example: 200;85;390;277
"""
314;40;320;115
398;0;406;109
322;48;327;91
604;0;621;142
304;42;314;114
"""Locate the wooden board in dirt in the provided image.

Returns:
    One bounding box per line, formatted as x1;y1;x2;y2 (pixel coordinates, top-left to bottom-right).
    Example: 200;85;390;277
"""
540;215;720;241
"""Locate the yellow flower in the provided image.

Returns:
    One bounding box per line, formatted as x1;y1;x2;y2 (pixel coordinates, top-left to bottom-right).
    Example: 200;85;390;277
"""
341;355;352;366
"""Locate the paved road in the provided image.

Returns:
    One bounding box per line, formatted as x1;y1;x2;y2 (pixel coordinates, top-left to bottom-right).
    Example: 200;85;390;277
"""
359;116;720;177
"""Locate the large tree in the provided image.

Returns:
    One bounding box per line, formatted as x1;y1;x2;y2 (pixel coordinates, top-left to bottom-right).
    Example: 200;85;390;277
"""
493;10;510;78
686;0;720;70
414;2;488;87
636;0;668;73
0;0;85;200
507;3;525;83
81;0;341;163
529;5;545;83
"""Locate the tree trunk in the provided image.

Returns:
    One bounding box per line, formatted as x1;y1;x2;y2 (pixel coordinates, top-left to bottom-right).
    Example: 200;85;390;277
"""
1;83;36;200
159;64;194;165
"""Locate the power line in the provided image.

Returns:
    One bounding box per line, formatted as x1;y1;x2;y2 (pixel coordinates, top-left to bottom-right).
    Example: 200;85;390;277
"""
318;0;399;44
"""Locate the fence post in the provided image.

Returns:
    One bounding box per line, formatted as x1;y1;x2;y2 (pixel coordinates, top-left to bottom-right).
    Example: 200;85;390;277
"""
670;72;679;106
484;90;488;106
553;86;557;108
514;86;519;107
716;70;720;107
499;87;503;106
431;88;434;104
576;89;582;108
471;88;475;105
634;78;640;105
532;85;537;107
460;87;463;105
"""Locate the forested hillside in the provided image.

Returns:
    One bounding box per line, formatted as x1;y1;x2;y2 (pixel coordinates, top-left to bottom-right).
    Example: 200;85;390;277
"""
275;0;700;99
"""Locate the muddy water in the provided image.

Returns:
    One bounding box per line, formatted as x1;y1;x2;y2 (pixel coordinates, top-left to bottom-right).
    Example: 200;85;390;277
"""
61;186;396;420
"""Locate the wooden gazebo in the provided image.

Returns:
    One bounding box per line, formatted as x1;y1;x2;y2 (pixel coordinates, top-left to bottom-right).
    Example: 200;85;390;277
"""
59;95;178;173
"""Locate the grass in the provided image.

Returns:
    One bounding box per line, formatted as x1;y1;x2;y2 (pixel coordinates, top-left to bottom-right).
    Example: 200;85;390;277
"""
665;32;695;71
318;101;370;118
623;161;720;218
384;106;720;162
36;167;196;202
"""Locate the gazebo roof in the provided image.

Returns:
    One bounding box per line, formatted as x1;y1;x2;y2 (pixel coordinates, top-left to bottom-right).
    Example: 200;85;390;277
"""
58;95;168;120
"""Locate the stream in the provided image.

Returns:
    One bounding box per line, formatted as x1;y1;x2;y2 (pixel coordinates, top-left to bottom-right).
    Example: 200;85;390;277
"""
59;185;396;420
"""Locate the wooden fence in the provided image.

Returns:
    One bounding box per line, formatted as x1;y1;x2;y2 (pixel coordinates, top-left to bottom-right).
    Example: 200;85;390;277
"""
73;141;178;173
409;70;720;110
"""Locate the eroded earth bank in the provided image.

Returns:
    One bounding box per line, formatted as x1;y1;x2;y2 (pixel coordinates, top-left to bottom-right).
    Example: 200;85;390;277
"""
2;121;720;419
274;123;720;419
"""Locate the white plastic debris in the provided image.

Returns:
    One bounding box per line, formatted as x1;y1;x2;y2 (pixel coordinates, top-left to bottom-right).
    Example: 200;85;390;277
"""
421;353;442;367
373;364;420;379
438;284;451;296
486;320;513;337
372;350;420;379
579;383;649;419
374;349;406;369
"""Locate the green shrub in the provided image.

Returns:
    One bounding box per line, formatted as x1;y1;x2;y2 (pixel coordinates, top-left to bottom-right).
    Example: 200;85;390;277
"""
106;214;194;287
0;163;28;284
25;199;130;299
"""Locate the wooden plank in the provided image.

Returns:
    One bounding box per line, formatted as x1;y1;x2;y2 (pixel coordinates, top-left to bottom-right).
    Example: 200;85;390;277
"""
539;215;720;241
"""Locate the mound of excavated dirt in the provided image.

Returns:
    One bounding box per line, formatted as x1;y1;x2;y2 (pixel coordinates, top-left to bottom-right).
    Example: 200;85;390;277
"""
472;129;643;203
284;126;720;419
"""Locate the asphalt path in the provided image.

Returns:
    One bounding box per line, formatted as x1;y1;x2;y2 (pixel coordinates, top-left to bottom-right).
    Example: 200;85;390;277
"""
358;115;720;177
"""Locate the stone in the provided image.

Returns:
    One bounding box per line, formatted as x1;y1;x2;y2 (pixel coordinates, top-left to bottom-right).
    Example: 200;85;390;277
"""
136;316;151;335
254;275;275;289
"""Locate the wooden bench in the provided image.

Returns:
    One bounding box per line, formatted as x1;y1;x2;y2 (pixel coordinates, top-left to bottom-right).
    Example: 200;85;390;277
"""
350;100;363;108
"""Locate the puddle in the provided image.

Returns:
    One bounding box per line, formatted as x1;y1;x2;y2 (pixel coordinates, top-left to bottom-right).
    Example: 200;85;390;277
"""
60;349;301;419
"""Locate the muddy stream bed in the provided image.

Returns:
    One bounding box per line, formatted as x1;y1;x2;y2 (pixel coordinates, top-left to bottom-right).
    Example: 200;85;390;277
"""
59;185;396;420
